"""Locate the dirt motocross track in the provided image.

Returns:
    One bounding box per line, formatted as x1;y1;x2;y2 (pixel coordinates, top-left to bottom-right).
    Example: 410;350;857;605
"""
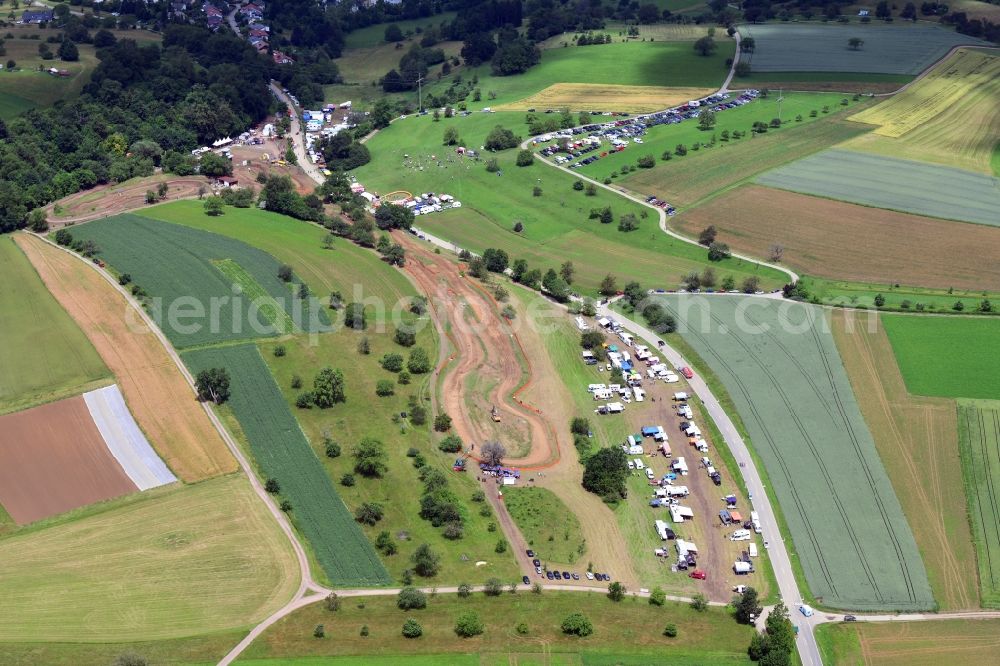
399;236;558;468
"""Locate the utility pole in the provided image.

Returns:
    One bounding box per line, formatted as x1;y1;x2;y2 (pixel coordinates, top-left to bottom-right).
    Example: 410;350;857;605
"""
777;87;784;123
417;76;425;113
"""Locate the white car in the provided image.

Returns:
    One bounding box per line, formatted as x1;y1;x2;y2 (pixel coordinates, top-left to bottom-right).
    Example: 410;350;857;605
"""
586;572;595;580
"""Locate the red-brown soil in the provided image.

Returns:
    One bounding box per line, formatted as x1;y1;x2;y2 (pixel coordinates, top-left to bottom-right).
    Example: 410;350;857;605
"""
0;396;138;525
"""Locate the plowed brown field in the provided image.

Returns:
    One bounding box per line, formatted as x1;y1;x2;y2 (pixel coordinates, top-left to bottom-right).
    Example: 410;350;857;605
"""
0;396;137;524
832;310;978;610
16;235;236;481
674;185;1000;291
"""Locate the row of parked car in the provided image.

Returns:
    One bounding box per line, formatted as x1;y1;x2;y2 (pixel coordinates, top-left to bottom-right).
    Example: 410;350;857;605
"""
525;549;611;582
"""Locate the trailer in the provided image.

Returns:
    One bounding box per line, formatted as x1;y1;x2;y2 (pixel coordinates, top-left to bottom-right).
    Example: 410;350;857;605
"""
749;543;758;558
734;561;753;575
673;392;689;401
654;519;671;540
751;511;762;534
641;426;660;438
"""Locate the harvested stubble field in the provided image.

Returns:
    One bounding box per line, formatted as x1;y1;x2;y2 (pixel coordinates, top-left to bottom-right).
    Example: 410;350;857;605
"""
756;149;1000;227
957;400;1000;607
0;237;110;414
817;617;1000;666
660;297;932;611
497;82;714;113
882;315;1000;400
0;475;298;642
183;344;391;587
0;395;139;526
17;234;237;481
673;185;1000;292
738;23;990;74
623;113;870;208
845;49;1000;174
71;214;328;348
832;311;978;609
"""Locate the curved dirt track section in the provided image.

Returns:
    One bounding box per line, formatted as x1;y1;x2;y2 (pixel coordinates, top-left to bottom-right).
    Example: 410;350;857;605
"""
400;235;558;468
45;177;211;226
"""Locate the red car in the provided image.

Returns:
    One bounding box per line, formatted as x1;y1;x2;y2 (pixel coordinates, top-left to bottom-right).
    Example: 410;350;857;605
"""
689;569;707;580
681;367;694;379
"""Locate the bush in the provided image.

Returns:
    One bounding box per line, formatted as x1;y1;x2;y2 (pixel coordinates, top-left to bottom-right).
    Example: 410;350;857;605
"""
394;329;417;347
313;624;325;638
408;348;432;374
434;413;453;432
561;612;593;636
649;586;666;606
573;180;584;191
457;583;472;597
325;440;342;458
325;592;341;611
355;502;384;525
483;578;503;596
341;473;355;486
264;478;280;494
438;434;463;453
636;154;655;168
707;242;731;261
516;621;529;635
402;618;423;638
516;149;534;166
608;581;626;601
663;623;678;637
278;264;293;282
376;530;397;555
455;611;485;637
375;379;395;397
381;353;404;372
412;543;441;577
273;345;286;357
397;587;428;610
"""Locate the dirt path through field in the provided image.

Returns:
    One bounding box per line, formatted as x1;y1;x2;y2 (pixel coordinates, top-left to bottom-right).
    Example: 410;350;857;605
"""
831;310;977;610
16;234;237;481
44;176;211;226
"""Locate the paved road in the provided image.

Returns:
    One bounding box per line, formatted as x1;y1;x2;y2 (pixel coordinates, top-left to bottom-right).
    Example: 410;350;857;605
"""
595;301;821;666
269;83;330;184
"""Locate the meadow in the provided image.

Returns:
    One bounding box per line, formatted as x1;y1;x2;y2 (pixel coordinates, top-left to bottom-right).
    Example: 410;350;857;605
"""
660;296;933;611
957;400;1000;607
832;311;978;610
739;23;990;74
71;214;328;348
576;91;858;180
0;236;111;414
755;149;1000;227
673;185;1000;292
0;475;298;641
882;315;1000;400
816;617;1000;666
140;201;415;306
183;344;391;587
797;276;1000;313
353;112;785;293
620;112;870;208
240;592;756;663
343;13;459;50
503;486;585;565
736;70;912;94
845;49;1000;174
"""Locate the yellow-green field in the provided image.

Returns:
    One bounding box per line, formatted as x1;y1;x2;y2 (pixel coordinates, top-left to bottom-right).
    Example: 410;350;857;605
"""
845;49;1000;173
817;618;1000;666
496;82;714;112
0;474;298;642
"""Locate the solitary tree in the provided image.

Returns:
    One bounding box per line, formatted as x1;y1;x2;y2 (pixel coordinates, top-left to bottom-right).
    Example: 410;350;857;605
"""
482;440;507;466
599;273;618;297
195;368;231;404
698;225;717;245
735;587;762;624
203;197;224;216
768;244;784;263
848;37;865;50
693;35;717;56
698;109;717;130
607;581;626;601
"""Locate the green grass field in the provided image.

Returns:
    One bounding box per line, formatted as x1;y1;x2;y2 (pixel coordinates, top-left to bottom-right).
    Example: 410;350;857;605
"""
756;149;1000;226
183;344;391;587
354;112;785;294
343;13;459;50
0;475;298;642
957;400;1000;607
739;23;990;74
799;276;1000;313
739;71;913;84
0;92;35;118
882;315;1000;400
71;214;327;348
140;201;416;307
0;236;111;414
621;111;871;208
504;486;585;565
660;296;932;611
239;592;756;664
576;92;858;180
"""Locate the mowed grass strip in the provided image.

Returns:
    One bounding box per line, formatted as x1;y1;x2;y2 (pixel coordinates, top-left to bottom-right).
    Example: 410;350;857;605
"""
504;486;586;565
882;315;1000;400
755;149;1000;227
957;400;1000;607
495;83;715;113
817;617;1000;666
845;49;1000;173
138;201;416;306
739;23;990;74
0;236;111;414
182;344;390;587
832;311;978;610
241;592;756;663
0;475;298;642
213;259;295;334
71;214;327;348
660;297;932;611
354;112;785;293
623;112;870;208
673;185;1000;292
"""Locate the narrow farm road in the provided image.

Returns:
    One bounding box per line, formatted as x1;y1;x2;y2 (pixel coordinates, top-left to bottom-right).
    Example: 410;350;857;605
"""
595;300;821;666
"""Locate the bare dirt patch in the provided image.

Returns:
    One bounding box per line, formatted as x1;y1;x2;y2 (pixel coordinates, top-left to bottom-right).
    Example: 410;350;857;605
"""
47;176;211;226
832;310;979;610
0;396;138;525
16;235;236;482
497;83;715;113
673;185;1000;291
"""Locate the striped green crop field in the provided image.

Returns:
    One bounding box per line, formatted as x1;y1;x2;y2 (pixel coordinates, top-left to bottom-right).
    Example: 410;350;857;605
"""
957;400;1000;607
